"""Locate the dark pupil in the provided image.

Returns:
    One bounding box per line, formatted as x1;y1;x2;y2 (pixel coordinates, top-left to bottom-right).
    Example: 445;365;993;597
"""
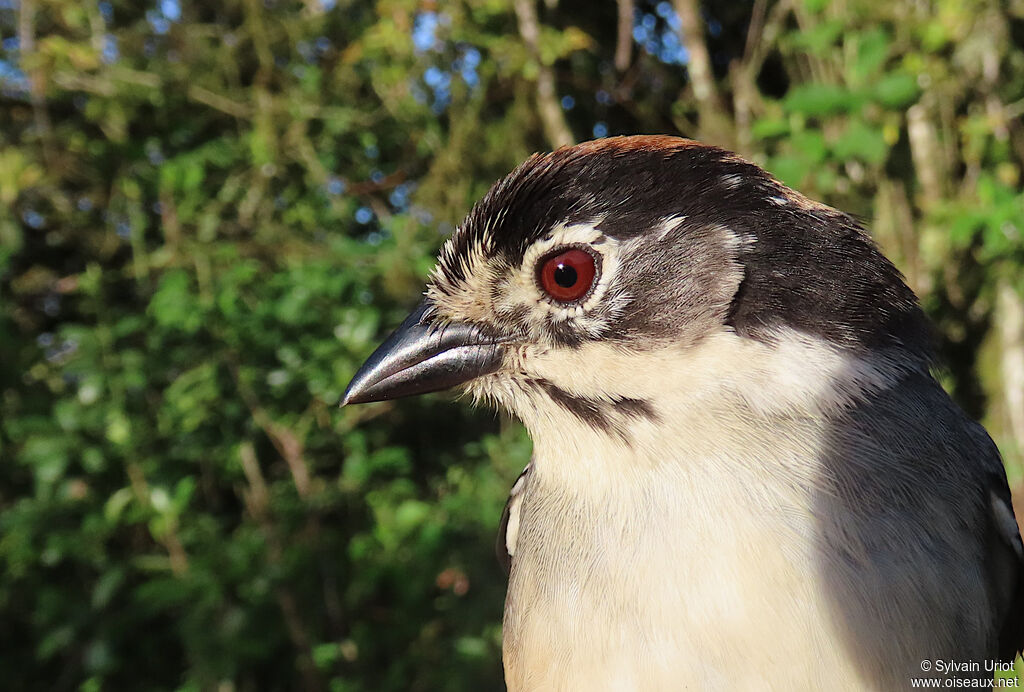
553;263;577;288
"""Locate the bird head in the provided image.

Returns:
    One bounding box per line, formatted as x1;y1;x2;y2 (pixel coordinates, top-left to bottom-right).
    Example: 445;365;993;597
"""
342;136;930;444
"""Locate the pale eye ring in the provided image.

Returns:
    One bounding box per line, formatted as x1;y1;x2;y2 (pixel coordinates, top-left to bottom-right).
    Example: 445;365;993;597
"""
536;247;599;303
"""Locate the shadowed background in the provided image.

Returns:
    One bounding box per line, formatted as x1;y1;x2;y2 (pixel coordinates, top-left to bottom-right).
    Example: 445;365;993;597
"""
1;0;1022;689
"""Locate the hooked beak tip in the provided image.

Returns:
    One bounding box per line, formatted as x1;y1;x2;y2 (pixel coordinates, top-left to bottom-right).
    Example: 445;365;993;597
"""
338;387;366;408
339;299;507;406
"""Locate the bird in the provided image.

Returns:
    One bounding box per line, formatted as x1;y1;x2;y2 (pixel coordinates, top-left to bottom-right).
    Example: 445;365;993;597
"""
341;135;1024;690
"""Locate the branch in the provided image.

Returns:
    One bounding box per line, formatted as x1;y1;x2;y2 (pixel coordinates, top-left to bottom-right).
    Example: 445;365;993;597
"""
996;281;1024;469
742;0;768;66
238;444;324;692
907;102;946;208
615;0;634;73
54;70;251;121
243;0;274;86
229;361;312;499
345;169;405;195
18;0;56;165
513;0;574;148
732;0;791;155
672;0;733;148
188;85;251;118
742;0;790;79
124;461;190;576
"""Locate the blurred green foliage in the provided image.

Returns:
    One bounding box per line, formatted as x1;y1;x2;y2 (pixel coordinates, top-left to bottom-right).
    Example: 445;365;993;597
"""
1;0;1022;689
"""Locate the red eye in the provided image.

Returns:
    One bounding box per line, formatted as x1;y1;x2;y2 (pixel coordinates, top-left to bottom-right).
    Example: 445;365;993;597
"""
538;248;598;303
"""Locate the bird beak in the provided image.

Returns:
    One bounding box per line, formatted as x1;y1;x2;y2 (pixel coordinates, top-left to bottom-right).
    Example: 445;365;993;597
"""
341;299;506;406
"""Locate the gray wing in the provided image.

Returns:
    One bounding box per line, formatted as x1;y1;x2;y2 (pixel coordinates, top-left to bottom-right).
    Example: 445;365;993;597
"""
817;370;1023;678
955;405;1024;661
987;455;1024;661
496;463;532;575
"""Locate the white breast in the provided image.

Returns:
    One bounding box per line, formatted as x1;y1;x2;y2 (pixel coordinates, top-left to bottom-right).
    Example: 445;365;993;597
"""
502;418;873;691
497;330;990;691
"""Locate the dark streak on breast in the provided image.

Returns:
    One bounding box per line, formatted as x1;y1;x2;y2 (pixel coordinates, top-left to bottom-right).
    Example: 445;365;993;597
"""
540;381;613;432
616;397;660;423
534;380;658;440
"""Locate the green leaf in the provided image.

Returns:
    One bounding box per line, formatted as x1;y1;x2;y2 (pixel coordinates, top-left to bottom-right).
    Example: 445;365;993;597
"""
948;210;984;248
21;437;71;485
751;117;790;139
791;20;843;54
832;121;889;165
852;28;890;82
791;130;828;164
873;73;919;108
37;625;74;660
783;84;862;117
767;155;809;188
455;636;489;659
313;642;343;669
104;487;134;524
92;568;126;609
148;270;202;334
